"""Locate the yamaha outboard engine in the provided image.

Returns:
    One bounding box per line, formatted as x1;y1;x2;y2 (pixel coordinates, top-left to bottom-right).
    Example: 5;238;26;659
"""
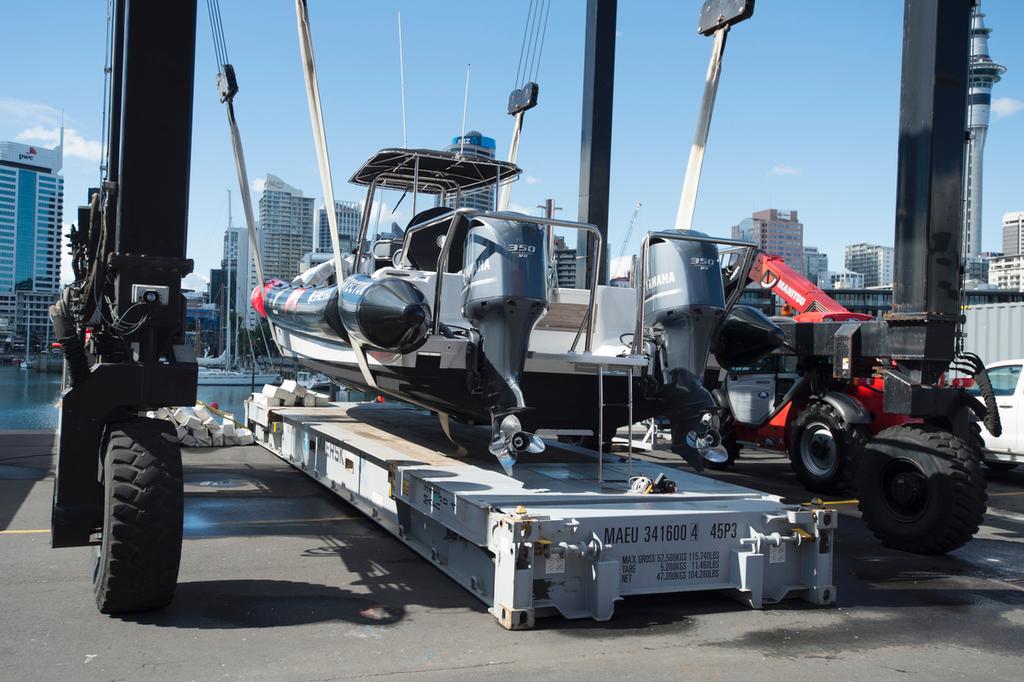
644;232;728;470
463;218;548;473
339;274;431;353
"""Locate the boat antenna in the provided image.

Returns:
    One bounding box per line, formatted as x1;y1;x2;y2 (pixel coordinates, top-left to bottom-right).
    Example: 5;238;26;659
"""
398;12;408;148
459;63;471;155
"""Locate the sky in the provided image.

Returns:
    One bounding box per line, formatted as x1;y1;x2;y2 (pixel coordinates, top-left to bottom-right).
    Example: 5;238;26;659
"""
2;1;1023;292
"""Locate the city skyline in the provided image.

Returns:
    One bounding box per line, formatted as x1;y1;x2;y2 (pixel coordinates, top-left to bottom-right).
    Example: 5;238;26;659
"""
2;2;1022;291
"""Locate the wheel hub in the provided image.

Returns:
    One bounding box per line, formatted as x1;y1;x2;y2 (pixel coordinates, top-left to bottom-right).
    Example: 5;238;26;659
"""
800;424;837;477
881;459;929;522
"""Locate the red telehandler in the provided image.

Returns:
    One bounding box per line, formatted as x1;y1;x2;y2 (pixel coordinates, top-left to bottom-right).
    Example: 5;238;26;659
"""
709;253;912;492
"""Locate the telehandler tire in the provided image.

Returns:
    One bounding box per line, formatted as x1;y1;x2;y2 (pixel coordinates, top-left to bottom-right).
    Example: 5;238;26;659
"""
93;417;184;614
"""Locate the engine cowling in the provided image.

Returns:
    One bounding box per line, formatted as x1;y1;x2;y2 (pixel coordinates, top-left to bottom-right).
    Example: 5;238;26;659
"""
462;218;548;414
339;274;430;353
643;232;727;470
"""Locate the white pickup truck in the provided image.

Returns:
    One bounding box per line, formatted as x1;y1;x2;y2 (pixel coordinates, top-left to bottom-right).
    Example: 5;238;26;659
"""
973;360;1024;471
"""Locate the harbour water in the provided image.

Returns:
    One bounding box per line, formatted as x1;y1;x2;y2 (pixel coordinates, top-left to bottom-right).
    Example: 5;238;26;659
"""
0;365;261;430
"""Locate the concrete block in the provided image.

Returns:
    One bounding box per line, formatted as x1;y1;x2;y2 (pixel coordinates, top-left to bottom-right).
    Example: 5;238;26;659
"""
253;393;281;408
181;433;198;447
184;415;204;431
280;379;307;398
192;406;213;423
261;384;288;400
221;421;236;437
211;429;224;447
307;391;330;407
237;428;255;446
172;407;194;426
281;394;297;407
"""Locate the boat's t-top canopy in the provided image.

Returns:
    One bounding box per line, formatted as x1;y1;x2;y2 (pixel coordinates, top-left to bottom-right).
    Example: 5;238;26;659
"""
349;148;522;195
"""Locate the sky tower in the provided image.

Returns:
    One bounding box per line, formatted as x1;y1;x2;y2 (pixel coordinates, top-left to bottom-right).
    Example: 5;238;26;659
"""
964;3;1006;258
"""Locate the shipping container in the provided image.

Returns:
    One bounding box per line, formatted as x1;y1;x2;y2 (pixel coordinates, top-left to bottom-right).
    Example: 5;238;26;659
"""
963;302;1024;364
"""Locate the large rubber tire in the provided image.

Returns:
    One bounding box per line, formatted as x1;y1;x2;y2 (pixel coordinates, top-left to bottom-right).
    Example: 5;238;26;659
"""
788;401;868;493
856;424;986;555
705;411;741;470
93;418;184;614
967;422;1019;472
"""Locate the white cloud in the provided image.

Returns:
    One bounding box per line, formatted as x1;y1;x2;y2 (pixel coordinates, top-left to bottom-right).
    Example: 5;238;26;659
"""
183;272;209;294
768;164;800;177
509;202;538;216
525;175;541;185
0;98;63;127
16;126;102;162
992;97;1024;119
250;176;266;193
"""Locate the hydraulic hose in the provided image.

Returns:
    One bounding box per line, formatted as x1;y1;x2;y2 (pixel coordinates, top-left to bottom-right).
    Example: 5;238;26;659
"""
968;367;1002;437
49;289;91;386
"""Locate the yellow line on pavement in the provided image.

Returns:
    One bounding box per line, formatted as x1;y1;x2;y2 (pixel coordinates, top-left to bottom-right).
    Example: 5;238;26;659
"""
0;529;50;535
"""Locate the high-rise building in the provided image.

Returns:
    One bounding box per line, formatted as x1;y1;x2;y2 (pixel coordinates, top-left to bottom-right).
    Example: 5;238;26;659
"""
845;243;894;288
964;4;1006;258
1002;211;1024;256
316;200;361;254
552;235;577;288
257;174;314;282
222;227;258;329
803;246;829;285
818;270;865;290
442;131;496;213
966;251;1001;283
0;138;64;352
732;209;804;275
989;254;1024;292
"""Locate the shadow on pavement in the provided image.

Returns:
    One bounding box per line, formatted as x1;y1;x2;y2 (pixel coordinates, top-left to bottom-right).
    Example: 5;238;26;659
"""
123;579;407;629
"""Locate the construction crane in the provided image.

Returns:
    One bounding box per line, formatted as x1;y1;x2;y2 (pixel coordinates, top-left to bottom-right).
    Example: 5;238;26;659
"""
617;201;642;258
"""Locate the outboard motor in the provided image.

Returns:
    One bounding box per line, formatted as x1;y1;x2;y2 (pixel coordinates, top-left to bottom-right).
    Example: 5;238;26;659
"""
644;232;728;470
339;274;431;353
463;218;549;473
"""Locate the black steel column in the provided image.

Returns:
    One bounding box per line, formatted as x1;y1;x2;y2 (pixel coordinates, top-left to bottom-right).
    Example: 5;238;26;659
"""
577;0;616;287
115;0;197;257
887;0;971;384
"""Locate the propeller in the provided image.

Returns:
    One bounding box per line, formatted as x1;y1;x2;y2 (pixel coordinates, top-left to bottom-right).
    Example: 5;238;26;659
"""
488;414;545;475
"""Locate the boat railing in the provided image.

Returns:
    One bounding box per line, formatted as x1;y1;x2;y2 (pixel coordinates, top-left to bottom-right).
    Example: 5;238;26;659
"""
399;207;603;353
630;231;758;356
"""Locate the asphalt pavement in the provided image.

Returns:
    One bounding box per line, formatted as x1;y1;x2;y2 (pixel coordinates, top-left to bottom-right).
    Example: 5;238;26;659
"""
2;430;1023;680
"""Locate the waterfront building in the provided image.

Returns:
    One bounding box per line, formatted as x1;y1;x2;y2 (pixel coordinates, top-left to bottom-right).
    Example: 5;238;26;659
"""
803;247;828;285
845;242;894;288
817;269;865;290
732;209;804;275
257;174;314;282
553;235;578;288
316;200;361;254
989;254;1024;292
966;251;1001;284
222;227;258;330
1003;211;1024;256
441;131;496;212
0;137;64;353
963;4;1005;257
